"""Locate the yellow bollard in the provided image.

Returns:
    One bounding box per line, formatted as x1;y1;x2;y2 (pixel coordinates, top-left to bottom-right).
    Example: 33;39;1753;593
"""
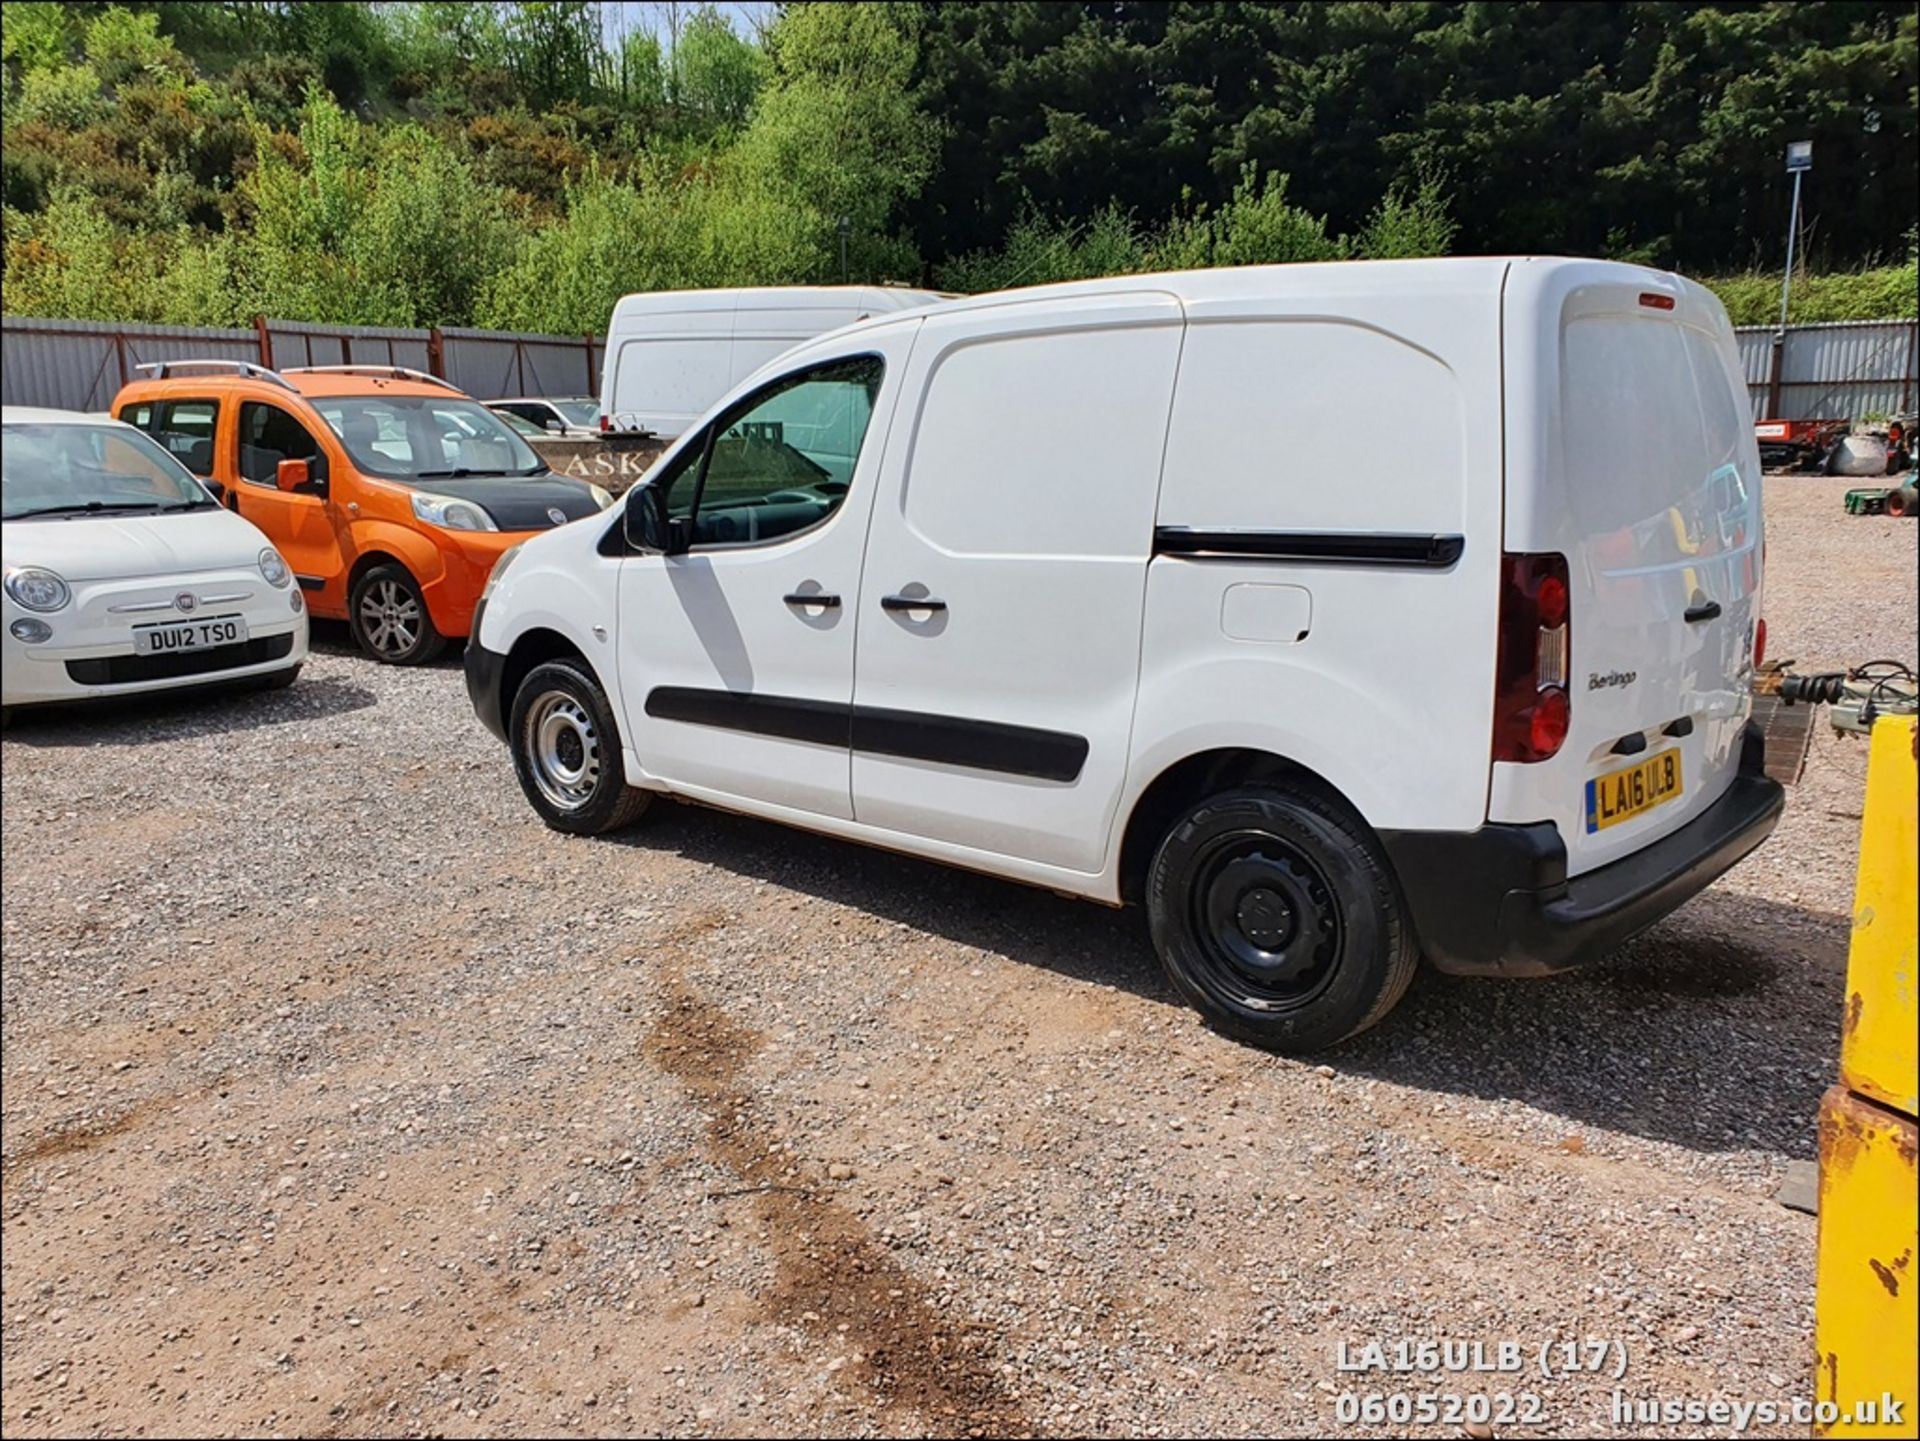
1813;715;1917;1438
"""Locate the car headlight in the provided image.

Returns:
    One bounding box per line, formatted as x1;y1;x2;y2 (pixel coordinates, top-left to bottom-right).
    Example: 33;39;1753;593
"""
258;548;291;588
411;491;498;532
480;542;524;603
589;484;614;511
4;567;72;613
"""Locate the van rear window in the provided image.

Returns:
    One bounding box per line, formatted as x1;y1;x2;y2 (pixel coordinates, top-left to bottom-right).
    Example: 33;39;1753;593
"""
1561;318;1747;538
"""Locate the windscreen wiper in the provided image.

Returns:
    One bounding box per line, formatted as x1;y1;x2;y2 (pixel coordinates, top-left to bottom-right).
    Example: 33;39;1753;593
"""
7;500;170;518
414;468;548;480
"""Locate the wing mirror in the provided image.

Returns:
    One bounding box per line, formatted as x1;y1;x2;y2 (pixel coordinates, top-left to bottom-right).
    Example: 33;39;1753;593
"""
275;459;310;491
543;419;564;434
623;479;689;556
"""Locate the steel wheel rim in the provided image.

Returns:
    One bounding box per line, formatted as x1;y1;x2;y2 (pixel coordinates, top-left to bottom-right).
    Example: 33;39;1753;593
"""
359;579;422;656
524;690;601;811
1186;829;1343;1013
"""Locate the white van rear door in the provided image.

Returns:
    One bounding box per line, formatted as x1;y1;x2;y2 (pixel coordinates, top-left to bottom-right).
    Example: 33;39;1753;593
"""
1497;262;1762;877
606;297;737;436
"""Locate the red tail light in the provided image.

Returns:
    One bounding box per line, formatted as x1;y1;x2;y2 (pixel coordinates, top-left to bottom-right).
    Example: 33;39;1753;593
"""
1495;552;1572;763
1754;616;1767;668
599;413;610;433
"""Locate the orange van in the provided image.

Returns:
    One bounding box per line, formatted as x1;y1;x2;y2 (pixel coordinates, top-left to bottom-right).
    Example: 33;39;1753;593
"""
110;362;612;663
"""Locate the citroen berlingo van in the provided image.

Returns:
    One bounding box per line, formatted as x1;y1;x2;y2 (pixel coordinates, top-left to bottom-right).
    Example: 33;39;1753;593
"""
466;259;1784;1052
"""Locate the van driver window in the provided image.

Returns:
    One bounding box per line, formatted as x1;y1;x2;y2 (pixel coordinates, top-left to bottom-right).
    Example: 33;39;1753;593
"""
663;356;883;549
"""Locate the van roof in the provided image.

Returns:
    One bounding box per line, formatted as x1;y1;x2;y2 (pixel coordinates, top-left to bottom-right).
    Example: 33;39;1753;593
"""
1;405;124;426
114;367;467;403
609;285;945;322
780;256;1704;357
921;256;1649;313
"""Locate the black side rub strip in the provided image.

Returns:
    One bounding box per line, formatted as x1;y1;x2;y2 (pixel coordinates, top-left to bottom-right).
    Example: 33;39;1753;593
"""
647;687;849;749
644;688;1088;783
1154;528;1465;568
851;705;1087;783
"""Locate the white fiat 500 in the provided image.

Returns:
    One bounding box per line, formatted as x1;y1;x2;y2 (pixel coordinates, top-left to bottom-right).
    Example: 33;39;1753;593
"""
2;406;309;716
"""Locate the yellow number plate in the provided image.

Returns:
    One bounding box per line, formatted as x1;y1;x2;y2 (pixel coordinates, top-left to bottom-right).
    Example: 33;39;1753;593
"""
1584;749;1684;834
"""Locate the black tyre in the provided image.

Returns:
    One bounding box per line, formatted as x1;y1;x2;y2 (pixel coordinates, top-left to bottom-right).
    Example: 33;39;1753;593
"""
349;563;446;665
1146;784;1417;1053
508;658;652;835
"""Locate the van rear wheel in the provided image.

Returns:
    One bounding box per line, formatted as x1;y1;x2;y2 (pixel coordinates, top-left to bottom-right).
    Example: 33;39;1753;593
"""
508;659;652;835
1146;785;1416;1053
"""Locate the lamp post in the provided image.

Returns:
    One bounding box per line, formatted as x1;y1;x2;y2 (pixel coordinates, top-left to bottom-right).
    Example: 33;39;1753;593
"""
1778;140;1813;331
838;216;851;284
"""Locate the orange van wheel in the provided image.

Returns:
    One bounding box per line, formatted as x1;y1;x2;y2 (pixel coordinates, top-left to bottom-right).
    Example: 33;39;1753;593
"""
349;564;447;665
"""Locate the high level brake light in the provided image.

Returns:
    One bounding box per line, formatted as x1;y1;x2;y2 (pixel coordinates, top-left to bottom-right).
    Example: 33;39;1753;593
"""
1494;553;1572;762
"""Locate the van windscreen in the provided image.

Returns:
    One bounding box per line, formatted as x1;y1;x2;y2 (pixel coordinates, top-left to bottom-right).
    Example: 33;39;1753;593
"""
312;396;546;480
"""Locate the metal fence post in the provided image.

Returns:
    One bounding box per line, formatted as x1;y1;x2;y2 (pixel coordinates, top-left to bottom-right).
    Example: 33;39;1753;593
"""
1766;333;1786;418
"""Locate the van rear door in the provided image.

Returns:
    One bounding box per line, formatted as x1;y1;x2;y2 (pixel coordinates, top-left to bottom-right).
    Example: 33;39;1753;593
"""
1496;262;1763;877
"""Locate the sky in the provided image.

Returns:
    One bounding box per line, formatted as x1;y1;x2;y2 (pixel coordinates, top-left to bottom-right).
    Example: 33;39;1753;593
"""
600;1;779;44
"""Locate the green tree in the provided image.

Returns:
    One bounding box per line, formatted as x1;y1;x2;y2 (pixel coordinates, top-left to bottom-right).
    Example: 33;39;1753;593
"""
672;5;764;131
735;2;936;279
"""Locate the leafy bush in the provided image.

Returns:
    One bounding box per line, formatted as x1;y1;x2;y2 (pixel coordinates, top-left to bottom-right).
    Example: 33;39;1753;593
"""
1355;170;1458;261
83;8;189;90
9;63;109;131
1701;261;1920;325
0;3;73;75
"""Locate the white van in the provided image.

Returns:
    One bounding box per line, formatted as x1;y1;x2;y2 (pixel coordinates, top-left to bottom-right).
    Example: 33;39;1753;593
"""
469;258;1783;1052
600;286;945;438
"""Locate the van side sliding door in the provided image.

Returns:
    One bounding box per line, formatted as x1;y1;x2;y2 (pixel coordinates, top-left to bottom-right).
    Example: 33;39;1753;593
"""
848;293;1185;873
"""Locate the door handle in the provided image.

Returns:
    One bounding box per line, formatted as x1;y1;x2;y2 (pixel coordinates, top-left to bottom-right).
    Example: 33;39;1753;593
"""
783;591;840;608
1684;600;1722;623
881;593;946;613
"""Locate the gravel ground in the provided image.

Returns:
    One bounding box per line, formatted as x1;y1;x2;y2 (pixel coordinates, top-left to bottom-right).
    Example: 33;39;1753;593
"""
3;475;1914;1439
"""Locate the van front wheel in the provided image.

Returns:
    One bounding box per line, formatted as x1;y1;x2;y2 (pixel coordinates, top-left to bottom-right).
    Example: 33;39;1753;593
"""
508;659;652;835
1146;785;1416;1053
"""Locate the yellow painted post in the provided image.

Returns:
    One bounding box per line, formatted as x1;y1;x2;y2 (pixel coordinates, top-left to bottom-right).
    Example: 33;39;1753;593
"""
1838;717;1918;1118
1814;715;1918;1438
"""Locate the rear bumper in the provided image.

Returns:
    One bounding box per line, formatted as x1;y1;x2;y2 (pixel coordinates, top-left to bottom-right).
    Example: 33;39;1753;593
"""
1382;725;1786;977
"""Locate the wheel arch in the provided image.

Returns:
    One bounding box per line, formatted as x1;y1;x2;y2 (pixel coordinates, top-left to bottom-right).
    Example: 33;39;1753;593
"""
1116;747;1366;905
498;626;605;739
346;548;410;596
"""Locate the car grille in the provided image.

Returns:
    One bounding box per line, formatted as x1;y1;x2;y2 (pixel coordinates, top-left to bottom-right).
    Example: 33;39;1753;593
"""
65;633;296;686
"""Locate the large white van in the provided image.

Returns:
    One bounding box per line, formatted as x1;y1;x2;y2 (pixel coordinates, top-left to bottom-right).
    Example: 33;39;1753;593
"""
600;286;945;438
470;259;1783;1052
